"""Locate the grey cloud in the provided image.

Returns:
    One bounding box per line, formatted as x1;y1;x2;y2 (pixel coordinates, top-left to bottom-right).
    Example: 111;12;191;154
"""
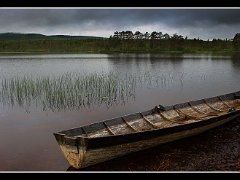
0;9;240;39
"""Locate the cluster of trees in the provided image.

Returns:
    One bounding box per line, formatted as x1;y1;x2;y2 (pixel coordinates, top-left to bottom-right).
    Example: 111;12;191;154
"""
110;31;184;40
110;31;240;43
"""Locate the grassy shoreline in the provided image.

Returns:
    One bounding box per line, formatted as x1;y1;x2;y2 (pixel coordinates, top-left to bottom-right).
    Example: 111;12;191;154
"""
0;38;239;55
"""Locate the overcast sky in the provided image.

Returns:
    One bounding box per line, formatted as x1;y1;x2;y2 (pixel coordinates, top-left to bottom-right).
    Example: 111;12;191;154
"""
0;8;240;40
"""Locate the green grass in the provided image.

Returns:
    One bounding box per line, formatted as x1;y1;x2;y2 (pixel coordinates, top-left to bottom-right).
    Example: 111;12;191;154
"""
0;39;238;54
0;72;137;112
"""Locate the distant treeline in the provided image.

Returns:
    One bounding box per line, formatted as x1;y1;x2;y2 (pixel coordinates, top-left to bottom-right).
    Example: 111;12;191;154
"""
111;31;185;40
0;31;240;53
110;31;231;41
0;32;104;41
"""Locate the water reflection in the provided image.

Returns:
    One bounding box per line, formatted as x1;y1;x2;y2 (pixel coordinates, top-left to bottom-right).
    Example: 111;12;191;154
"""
108;53;185;73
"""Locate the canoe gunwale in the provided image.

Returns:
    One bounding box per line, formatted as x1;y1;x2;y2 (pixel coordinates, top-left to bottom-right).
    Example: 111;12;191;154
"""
173;102;190;109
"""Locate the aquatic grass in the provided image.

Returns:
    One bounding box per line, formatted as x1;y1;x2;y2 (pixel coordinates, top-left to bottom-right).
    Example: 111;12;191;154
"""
0;71;191;112
0;72;137;112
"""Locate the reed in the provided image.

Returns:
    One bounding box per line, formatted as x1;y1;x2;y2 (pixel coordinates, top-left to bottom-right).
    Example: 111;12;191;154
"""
0;72;137;112
0;71;186;112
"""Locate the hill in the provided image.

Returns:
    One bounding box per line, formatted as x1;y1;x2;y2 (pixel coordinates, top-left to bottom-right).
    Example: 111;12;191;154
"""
0;32;104;40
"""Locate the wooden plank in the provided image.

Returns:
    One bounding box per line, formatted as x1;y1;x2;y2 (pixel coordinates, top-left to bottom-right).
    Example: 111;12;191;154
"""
157;110;185;124
103;122;115;135
173;107;198;120
203;99;223;112
121;117;138;132
81;127;88;137
187;103;221;118
139;113;159;128
217;96;232;108
188;102;207;115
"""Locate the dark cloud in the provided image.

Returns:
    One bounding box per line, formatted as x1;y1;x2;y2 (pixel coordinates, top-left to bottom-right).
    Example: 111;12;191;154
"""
0;9;240;39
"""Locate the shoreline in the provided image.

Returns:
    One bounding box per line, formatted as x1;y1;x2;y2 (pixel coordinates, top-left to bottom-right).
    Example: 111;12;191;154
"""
0;50;239;55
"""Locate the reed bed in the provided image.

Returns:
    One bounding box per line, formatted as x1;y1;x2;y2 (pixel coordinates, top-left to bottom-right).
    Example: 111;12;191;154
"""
0;72;136;112
0;71;186;112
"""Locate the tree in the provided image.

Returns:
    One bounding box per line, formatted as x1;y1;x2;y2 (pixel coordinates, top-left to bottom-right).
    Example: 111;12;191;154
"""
162;33;170;39
134;31;143;39
144;32;150;39
234;33;240;41
150;31;158;40
125;31;134;39
233;33;240;49
113;31;119;39
171;33;184;40
156;32;163;39
119;31;124;39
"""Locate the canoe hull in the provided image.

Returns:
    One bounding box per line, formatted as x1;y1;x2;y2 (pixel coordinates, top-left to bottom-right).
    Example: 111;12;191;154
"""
55;111;240;169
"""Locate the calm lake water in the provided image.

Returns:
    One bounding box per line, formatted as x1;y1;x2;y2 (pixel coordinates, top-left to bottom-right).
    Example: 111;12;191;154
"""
0;53;240;171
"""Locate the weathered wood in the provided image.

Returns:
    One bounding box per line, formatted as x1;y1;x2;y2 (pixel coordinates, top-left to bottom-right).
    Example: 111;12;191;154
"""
81;127;88;137
217;96;232;108
139;112;159;128
121;117;138;132
187;103;220;118
173;107;200;120
188;102;207;115
157;110;185;124
203;99;223;112
103;122;115;135
54;90;240;169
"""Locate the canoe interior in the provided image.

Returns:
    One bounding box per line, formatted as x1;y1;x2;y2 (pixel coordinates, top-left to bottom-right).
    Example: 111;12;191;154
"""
56;91;240;139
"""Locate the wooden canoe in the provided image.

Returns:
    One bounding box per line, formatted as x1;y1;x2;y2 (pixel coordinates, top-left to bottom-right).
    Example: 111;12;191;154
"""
54;91;240;169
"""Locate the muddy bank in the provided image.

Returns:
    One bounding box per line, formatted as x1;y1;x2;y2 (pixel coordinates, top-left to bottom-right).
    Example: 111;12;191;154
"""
68;118;240;171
